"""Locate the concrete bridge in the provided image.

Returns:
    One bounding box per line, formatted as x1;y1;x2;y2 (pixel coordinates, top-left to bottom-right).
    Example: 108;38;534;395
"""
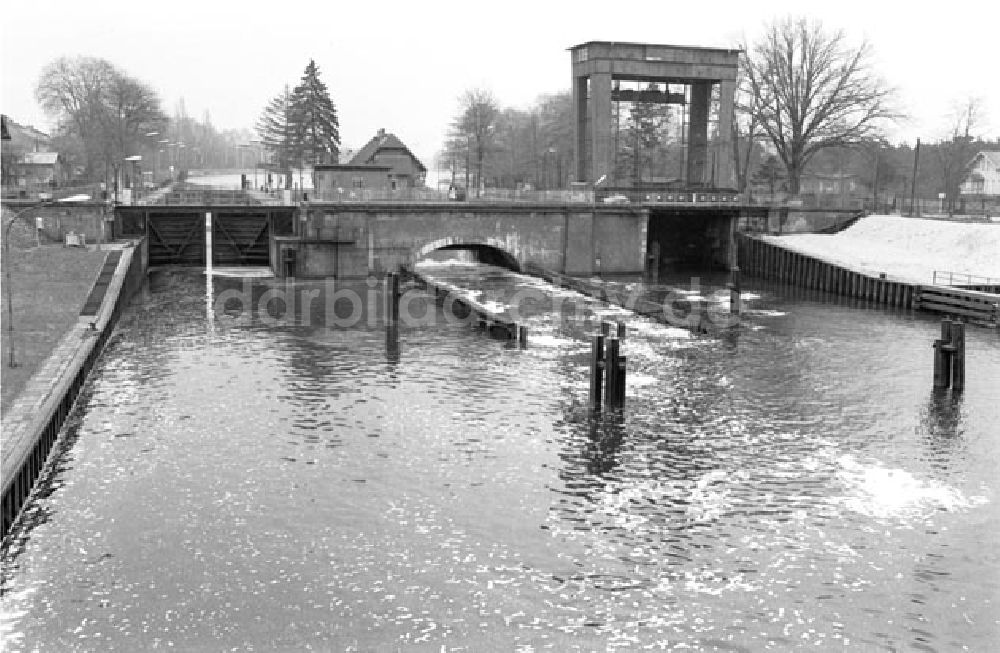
114;201;654;277
288;201;651;277
113;198;758;278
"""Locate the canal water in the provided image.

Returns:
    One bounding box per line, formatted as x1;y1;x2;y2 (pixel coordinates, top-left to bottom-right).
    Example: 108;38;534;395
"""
2;261;998;651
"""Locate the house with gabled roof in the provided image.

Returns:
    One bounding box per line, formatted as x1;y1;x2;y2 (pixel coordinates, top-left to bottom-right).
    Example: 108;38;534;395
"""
20;151;67;186
1;114;60;187
348;128;426;188
961;151;1000;197
313;128;427;196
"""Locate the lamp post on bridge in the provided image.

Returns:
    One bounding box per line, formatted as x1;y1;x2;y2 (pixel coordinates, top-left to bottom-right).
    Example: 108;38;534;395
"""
250;139;263;190
544;147;557;191
124;155;142;203
145;131;159;178
592;173;607;206
157;139;169;184
4;194;92;367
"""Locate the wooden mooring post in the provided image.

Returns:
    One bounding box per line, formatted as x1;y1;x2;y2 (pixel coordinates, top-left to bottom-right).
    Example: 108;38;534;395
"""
589;329;626;412
589;333;605;410
604;337;622;411
951;321;966;391
933;318;966;390
384;272;401;326
613;354;627;409
729;266;742;315
601;321;626;340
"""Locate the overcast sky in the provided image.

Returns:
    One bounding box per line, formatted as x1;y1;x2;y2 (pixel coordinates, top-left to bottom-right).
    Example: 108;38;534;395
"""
2;0;997;171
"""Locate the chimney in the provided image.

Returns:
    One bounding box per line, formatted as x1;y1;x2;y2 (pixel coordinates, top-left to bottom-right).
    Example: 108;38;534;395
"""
377;128;385;138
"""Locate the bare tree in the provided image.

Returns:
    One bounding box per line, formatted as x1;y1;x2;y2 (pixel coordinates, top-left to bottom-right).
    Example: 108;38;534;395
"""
36;56;166;181
36;57;116;179
535;92;573;189
452;88;500;197
732;64;763;194
933;97;984;214
441;90;575;192
98;70;168;163
740;17;897;193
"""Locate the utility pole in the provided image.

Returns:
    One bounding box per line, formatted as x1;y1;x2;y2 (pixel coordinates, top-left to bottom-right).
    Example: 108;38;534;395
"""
909;138;921;217
871;144;880;212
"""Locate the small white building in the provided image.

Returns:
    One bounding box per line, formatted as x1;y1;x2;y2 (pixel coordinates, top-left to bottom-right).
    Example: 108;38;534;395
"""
961;151;1000;197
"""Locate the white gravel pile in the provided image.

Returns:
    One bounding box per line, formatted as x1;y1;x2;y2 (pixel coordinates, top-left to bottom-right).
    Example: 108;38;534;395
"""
762;215;1000;283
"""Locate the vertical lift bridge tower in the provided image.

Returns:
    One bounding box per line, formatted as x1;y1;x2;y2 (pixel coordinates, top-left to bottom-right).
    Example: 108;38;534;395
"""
570;42;740;190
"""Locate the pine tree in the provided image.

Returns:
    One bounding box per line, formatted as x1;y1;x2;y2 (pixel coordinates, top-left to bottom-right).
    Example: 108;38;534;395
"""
288;60;340;165
256;85;297;174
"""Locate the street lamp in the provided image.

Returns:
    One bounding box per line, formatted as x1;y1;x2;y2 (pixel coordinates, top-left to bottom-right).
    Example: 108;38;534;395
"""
545;147;557;190
124;155;142;203
4;194;91;367
238;144;250;189
144;132;159;181
593;174;607;206
158;139;169;181
250;139;263;190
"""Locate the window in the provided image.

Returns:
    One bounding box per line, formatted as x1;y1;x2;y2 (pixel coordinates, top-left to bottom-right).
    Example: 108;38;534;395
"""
576;47;588;63
352;176;364;188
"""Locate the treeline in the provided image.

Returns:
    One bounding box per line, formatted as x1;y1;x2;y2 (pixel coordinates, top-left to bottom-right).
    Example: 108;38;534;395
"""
34;56;261;185
439;89;573;192
440;86;688;193
742;136;1000;208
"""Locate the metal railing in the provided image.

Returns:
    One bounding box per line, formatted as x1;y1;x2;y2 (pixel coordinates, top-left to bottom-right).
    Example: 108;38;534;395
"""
308;187;746;204
2;183;106;203
932;271;999;287
136;184;289;206
310;187;448;202
595;187;741;205
308;188;594;203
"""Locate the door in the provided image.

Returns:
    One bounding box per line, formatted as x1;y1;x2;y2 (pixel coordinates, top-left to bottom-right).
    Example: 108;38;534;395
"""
212;212;270;266
147;213;206;266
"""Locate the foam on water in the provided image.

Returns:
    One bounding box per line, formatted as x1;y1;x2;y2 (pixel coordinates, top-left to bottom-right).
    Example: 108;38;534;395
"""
0;584;38;652
479;300;507;314
625;319;692;340
626;373;660;388
745;309;788;317
414;259;479;269
524;334;576;348
832;454;988;519
207;267;274;279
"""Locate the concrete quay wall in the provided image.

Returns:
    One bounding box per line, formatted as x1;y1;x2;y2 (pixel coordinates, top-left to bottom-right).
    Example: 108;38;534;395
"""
738;233;916;308
1;240;146;538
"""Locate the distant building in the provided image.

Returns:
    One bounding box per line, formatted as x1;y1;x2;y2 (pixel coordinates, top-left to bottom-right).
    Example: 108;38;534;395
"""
312;163;393;195
313;128;427;195
18;151;67;186
961;151;1000;197
1;114;56;187
798;172;862;195
348;128;426;188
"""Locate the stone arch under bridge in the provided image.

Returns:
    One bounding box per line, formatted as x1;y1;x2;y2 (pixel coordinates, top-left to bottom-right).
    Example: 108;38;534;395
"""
409;237;522;271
